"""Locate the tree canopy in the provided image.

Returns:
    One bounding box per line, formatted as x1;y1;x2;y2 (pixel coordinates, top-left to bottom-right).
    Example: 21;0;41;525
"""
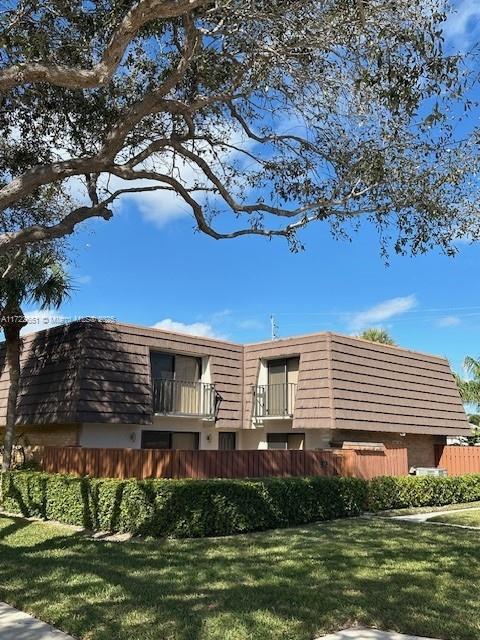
454;356;480;444
357;328;396;345
456;356;480;410
0;0;479;257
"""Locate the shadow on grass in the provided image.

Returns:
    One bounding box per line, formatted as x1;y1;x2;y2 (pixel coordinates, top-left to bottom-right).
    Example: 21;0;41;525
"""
0;516;31;541
0;516;478;640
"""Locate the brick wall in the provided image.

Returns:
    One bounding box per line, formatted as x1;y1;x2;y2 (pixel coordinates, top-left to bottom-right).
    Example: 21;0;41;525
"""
334;430;446;468
0;424;80;448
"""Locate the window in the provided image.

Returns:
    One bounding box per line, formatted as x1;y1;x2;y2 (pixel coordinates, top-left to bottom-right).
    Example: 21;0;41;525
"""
266;433;288;449
266;357;299;415
267;357;299;385
141;430;171;449
172;432;199;450
219;432;236;450
267;433;305;450
150;352;202;382
151;352;203;414
141;430;199;450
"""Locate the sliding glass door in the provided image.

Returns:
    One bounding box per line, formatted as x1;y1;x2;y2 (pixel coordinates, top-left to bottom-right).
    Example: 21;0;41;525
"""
267;357;299;416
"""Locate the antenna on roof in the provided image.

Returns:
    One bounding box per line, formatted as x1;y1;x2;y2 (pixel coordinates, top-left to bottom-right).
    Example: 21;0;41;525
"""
270;314;279;341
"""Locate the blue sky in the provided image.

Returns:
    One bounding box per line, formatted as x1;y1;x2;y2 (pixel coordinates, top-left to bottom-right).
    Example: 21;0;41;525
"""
45;204;480;374
23;1;480;375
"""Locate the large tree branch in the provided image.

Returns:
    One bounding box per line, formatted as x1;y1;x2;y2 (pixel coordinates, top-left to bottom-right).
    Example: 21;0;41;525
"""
0;158;105;212
0;186;169;252
99;12;201;161
169;140;370;217
110;165;369;246
0;15;201;212
229;103;330;161
0;0;207;93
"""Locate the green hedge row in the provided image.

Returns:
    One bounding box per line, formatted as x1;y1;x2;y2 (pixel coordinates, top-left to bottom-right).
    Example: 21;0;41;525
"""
0;472;366;537
367;474;480;511
3;471;480;537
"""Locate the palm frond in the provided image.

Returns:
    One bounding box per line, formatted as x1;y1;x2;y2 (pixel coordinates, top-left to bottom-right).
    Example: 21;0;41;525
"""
464;356;480;382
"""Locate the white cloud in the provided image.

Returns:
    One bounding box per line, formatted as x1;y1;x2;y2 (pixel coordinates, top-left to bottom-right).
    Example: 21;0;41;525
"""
76;275;92;285
237;318;265;330
152;318;223;339
437;315;461;328
211;309;232;321
349;295;417;331
21;309;66;335
443;0;480;48
122;180;193;228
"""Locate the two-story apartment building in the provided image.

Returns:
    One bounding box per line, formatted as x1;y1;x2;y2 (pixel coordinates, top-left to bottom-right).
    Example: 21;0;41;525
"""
0;319;470;468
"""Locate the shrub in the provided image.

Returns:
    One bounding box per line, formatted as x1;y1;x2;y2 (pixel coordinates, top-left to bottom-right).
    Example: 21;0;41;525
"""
368;474;480;511
4;470;480;538
118;476;367;537
0;471;366;538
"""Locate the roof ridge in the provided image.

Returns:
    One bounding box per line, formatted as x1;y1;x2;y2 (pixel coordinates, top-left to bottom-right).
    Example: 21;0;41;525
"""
12;318;447;362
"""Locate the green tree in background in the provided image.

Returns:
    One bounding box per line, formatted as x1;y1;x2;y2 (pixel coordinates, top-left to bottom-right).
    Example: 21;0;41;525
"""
0;1;480;256
0;248;71;471
358;328;396;346
455;356;480;444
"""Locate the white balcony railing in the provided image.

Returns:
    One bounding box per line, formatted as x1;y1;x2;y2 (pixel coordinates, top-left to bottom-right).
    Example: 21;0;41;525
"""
152;379;216;418
252;383;297;418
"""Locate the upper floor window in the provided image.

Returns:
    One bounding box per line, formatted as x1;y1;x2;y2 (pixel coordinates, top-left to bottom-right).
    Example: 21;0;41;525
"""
267;357;299;386
150;352;202;382
252;357;299;418
150;352;215;417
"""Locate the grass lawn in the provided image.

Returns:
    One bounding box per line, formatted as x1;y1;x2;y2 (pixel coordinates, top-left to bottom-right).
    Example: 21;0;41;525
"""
0;515;479;640
429;508;480;527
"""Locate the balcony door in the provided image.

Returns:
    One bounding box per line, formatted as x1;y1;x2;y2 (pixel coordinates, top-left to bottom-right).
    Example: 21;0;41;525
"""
151;352;201;414
267;357;299;416
175;355;201;414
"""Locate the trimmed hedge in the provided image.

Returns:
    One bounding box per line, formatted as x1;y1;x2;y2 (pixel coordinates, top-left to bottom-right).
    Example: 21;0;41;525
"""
0;472;366;538
367;474;480;511
4;471;480;537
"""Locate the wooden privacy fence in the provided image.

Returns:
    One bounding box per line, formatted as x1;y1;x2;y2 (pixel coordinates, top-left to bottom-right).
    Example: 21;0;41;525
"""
435;445;480;476
37;445;408;480
350;446;408;479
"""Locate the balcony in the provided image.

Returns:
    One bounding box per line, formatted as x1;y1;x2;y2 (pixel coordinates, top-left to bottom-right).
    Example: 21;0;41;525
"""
252;383;297;418
152;379;217;419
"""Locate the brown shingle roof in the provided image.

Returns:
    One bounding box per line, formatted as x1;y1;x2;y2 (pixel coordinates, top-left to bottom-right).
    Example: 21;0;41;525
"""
0;320;470;435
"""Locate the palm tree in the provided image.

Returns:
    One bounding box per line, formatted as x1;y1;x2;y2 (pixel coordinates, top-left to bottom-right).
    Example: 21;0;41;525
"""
358;328;396;346
455;356;480;444
456;357;480;407
0;249;71;471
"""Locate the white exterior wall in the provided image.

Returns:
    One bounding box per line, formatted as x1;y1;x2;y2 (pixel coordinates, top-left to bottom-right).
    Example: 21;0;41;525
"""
79;419;332;451
239;421;332;449
80;416;236;450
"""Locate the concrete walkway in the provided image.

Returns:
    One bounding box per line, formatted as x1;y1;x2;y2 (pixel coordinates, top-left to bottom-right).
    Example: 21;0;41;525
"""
390;506;480;525
315;629;441;639
0;603;443;640
0;602;75;639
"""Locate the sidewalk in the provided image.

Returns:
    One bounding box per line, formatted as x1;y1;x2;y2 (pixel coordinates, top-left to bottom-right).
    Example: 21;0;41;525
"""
390;506;480;524
0;603;443;640
315;629;441;639
0;602;75;639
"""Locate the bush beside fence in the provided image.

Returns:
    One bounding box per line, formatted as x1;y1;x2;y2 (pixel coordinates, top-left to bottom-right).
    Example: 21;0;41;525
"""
0;471;367;537
367;474;480;511
4;471;480;537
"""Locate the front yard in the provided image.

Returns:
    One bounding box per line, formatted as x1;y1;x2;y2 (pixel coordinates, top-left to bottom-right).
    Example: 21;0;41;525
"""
430;508;480;527
0;514;479;640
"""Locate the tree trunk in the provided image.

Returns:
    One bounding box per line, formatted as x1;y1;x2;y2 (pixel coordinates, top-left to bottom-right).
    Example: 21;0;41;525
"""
2;324;22;471
1;306;26;472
